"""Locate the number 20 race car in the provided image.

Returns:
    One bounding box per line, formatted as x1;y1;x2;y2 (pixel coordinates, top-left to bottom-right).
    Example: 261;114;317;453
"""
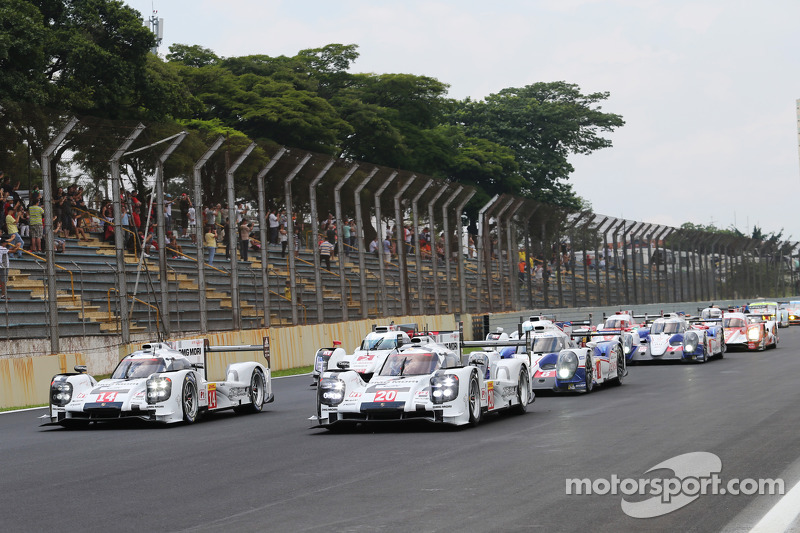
311;336;532;430
42;340;273;428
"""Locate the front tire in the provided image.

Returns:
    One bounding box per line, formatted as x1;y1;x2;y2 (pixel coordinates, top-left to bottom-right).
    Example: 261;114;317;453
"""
468;376;482;427
182;376;199;424
611;346;625;386
512;370;529;414
584;357;594;393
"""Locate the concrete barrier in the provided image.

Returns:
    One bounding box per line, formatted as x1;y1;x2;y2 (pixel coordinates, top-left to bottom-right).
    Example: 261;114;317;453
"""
0;313;468;409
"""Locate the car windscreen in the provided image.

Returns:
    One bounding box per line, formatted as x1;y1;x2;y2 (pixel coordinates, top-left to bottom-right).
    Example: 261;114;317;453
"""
111;358;166;380
379;352;439;376
532;337;561;353
749;305;774;314
723;318;745;328
651;322;684;334
702;310;722;320
360;337;397;351
604;319;628;329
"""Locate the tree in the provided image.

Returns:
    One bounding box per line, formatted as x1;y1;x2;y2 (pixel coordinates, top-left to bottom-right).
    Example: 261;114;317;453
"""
446;81;624;208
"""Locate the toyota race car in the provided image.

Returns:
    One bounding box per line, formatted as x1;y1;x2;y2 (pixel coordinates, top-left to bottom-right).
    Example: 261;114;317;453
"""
780;301;800;325
311;339;532;429
43;340;272;427
723;312;779;351
632;314;724;363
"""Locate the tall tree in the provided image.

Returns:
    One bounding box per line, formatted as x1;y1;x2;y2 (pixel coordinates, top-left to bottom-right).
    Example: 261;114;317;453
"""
447;81;624;208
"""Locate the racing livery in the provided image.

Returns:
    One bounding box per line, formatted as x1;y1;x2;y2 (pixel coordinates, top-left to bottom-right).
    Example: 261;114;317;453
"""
723;312;779;351
631;314;724;363
591;311;647;361
311;341;531;429
748;301;789;328
545;333;627;393
780;301;800;325
44;341;272;427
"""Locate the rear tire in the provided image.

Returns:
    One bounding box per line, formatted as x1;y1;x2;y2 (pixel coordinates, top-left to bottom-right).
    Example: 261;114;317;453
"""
512;370;529;414
236;369;266;414
584;357;594;393
182;376;198;424
611;346;625;386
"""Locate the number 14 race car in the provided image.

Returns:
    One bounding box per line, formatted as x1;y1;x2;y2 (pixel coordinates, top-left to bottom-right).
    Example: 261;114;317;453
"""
42;340;273;428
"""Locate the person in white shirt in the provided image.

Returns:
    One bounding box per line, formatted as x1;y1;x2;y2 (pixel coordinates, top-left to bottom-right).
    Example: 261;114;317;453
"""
187;205;196;244
0;243;9;299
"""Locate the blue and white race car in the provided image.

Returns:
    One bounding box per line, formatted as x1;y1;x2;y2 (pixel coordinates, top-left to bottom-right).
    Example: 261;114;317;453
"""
43;340;272;427
631;314;724;363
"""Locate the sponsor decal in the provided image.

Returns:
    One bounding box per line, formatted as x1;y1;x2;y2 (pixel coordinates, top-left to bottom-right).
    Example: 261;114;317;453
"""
207;383;217;409
501;386;517;398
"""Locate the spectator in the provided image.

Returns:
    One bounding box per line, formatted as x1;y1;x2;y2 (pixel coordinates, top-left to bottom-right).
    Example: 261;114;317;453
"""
369;237;378;256
51;220;66;253
349;220;357;251
382;234;392;263
204;225;217;265
165;231;183;259
239;218;253;261
163;193;174;232
28;197;44;253
319;235;335;270
73;214;90;241
178;193;191;237
342;219;351;256
5;204;23;256
187;202;197;244
279;224;288;257
293;227;301;258
268;210;280;244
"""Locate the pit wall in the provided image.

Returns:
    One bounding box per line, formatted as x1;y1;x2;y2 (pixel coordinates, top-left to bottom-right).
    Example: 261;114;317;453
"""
0;313;467;409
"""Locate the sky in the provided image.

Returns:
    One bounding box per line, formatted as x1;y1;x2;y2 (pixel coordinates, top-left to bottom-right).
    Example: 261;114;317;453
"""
125;0;800;240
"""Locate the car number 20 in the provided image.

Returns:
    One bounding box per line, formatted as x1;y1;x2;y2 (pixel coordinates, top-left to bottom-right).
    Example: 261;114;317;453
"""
374;390;397;402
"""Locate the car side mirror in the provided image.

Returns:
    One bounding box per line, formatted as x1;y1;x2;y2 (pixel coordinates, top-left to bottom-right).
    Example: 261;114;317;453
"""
74;365;87;373
396;334;404;348
337;361;350;370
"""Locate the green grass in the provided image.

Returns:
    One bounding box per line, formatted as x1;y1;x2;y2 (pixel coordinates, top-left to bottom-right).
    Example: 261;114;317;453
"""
272;365;313;377
0;404;46;412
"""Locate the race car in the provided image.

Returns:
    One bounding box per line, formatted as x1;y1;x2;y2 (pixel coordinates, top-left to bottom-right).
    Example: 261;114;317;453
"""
723;312;779;351
590;311;647;361
748;301;789;328
546;333;627;393
509;317;575;391
43;340;272;427
320;325;413;383
311;341;532;429
632;314;724;363
780;301;800;325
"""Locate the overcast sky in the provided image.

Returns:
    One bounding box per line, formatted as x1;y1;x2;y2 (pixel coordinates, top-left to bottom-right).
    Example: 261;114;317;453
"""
125;0;800;240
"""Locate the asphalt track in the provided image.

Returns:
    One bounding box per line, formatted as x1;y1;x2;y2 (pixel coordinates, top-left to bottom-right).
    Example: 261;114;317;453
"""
3;330;800;532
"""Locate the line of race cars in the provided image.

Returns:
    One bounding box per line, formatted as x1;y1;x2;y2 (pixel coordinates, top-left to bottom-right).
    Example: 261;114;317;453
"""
41;299;790;431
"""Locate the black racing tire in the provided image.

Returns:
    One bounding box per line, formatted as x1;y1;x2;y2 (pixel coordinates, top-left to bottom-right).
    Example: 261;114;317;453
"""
584;357;594;393
719;334;726;358
236;369;266;414
699;335;708;363
468;376;482;427
182;375;199;424
611;345;625;386
512;370;529;415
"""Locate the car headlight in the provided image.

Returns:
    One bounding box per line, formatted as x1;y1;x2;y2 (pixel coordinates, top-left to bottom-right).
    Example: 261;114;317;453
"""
621;335;633;354
556;351;579;380
747;327;761;341
319;377;345;406
790;315;796;320
683;332;699;353
146;376;172;405
431;374;459;404
50;381;73;406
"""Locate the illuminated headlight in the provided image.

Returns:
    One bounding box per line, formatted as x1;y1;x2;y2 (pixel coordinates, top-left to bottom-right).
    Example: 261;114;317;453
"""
556;351;579;380
683;332;699;353
146;376;172;405
747;327;761;341
622;335;633;355
431;374;459;404
790;315;796;320
319;377;345;406
50;381;73;406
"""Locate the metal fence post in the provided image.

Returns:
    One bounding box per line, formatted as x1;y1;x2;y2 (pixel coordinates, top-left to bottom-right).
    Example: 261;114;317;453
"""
354;167;379;318
374;171;398;317
193;136;225;333
309;158;336;323
255;147;287;328
411;179;433;315
334;163;359;322
456;188;476;314
285;153;313;325
226;142;256;330
476;195;499;313
428;183;450;315
394;175;416;316
441;185;464;314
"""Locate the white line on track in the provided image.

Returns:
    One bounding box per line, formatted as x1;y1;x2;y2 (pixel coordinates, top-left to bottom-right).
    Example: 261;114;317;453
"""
750;478;800;533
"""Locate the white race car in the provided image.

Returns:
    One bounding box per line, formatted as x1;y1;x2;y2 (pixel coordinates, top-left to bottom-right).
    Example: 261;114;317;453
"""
311;341;532;429
633;314;724;363
43;341;272;427
509;318;573;391
748;301;789;328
